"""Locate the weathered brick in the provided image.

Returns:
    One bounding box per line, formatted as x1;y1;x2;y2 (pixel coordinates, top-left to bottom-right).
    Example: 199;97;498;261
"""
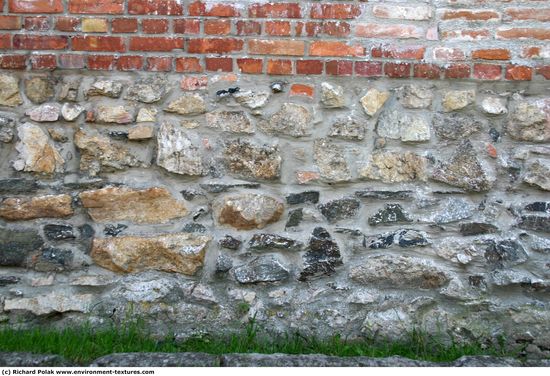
173;19;200;34
497;28;550;40
433;47;465;61
440;9;499;21
112;18;138;33
69;0;124;14
10;0;63;13
296;60;323;75
310;4;361;19
267;59;292;75
290;84;314;98
537;65;550;79
24;16;49;31
146;56;172;72
205;57;232;72
59;54;85;69
55;17;80;32
204;20;231;35
236;21;261;36
117;55;143;71
505;65;533;81
356;24;423;39
266;21;291;36
0;34;11;49
373;5;433;21
73;36;125;52
414;64;441;79
472;49;511;60
237;58;263;74
444;63;471;79
130;37;183;52
326;60;353;76
441;29;491;40
87;55;116;70
188;38;243;54
189;1;240;17
355;61;383;77
81;18;108;33
371;45;425;60
30;54;56;70
384;62;412;78
521;46;544;59
13;35;67;50
310;41;365;57
249;3;301;18
504;8;550;22
249;39;304;56
321;21;351;37
175;57;203;73
180;76;207;91
142;19;169;34
473;64;502;80
0;16;21;30
129;0;183;15
0;54;27;69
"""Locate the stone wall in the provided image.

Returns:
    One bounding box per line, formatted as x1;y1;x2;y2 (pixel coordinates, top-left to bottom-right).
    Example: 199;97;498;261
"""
0;0;549;356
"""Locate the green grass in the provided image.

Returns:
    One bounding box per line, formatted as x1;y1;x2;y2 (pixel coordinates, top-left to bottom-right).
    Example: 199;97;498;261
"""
0;319;515;365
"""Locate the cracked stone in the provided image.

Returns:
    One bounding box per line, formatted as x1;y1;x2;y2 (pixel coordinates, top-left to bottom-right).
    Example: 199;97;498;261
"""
507;102;550;142
318;198;360;222
156;122;204;176
321;82;345;108
360;151;427;183
86;80;122;98
299;227;342;281
214;194;284;230
263;103;312;137
313;138;351;182
368;204;413;226
433;113;484;140
57;76;80;102
397;85;433;109
233;256;289;284
233;90;270;109
0;194;73;221
0;74;23;107
432;198;475;224
165;94;207;115
4;292;94;316
360;88;389;116
377;109;430;142
125;76;168;103
223;140;281;180
136;108;157;122
442;90;475;112
523;159;550;191
24;77;54;104
248;234;303;251
206;111;254;134
328;116;365;141
483;239;528;268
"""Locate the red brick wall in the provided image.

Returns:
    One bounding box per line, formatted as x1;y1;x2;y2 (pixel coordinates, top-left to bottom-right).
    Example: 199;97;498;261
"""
0;0;549;80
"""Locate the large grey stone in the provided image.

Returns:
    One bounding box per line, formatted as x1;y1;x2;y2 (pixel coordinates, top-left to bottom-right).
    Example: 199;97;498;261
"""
4;292;95;315
523;159;550;191
263;103;312;137
233;256;289;284
233;90;270;109
398;85;433;109
321;82;345;108
0;353;72;367
223;140;281;180
25;103;61;122
0;228;43;266
360;151;427;183
299;227;342;281
125;76;168;103
313;139;351;182
214;194;284;230
206;111;254;134
433;113;484;140
165;94;207;115
508;102;550;142
318;198;360;222
156;122;204;176
12;122;64;174
24;77;54;104
328;116;366;141
360;88;389;116
0;113;15;142
0;74;23;107
86;80;123;98
90;352;219;367
377;110;430;142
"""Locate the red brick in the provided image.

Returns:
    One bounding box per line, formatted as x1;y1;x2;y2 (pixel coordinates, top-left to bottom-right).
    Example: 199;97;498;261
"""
522;46;542;59
87;55;116;70
267;59;292;75
537;65;550;79
129;0;183;15
0;54;27;69
321;21;351;37
175;57;203;73
504;8;550;22
384;62;412;78
13;35;67;50
140;19;168;34
237;58;263;74
30;54;56;70
473;64;502;80
24;16;50;31
248;39;304;56
432;47;465;61
266;21;291;36
146;56;172;72
414;64;441;79
355;61;383;77
249;3;301;18
441;29;490;40
441;9;499;21
0;34;11;49
472;49;511;60
69;0;124;14
505;65;533;81
356;24;423;39
205;57;232;72
325;60;353;76
497;28;550;40
112;18;138;33
296;60;323;75
117;55;143;71
10;0;63;13
295;22;320;37
310;41;365;57
59;54;85;69
130;37;183;52
73;36;125;52
0;16;21;30
180;76;207;91
204;20;231;35
444;64;471;79
55;17;80;32
236;21;261;36
173;19;200;34
188;38;243;54
290;84;314;98
189;1;240;17
371;45;425;60
310;4;361;19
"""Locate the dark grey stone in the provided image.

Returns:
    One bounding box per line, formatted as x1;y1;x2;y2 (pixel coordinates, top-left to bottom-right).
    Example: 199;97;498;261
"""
518;215;550;233
0;352;72;367
180;189;204;201
233;256;289;284
460;223;499;236
200;182;260;193
364;232;396;249
63;178;109;190
33;247;73;272
335;228;364;237
108;131;129;140
219;235;242;250
103;224;127;237
483;239;528;268
182;223;207;233
0;228;44;267
286;191;320;205
355;190;413;200
43;224;75;241
433;113;485;140
524;202;550;213
299;227;342;281
0;276;19;286
248;234;303;251
395;229;430;247
216;254;233;273
433;198;475;224
451;355;522;367
368;204;412;226
0;178;39;194
318;198;360;222
78;224;95;239
285;208;303;228
90;352;219;367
